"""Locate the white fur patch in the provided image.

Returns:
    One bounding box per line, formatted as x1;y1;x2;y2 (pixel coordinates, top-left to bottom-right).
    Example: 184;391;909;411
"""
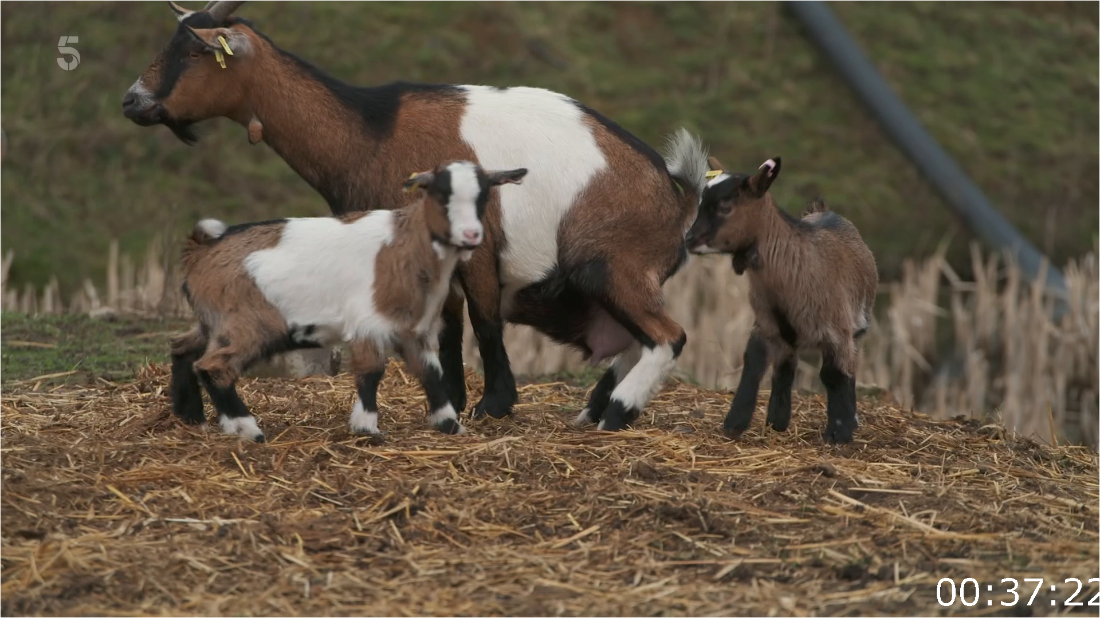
458;86;608;317
691;244;721;255
196;218;227;239
706;173;731;188
612;341;644;381
244;211;397;346
606;343;677;415
218;415;264;441
125;79;155;109
413;253;459;337
349;399;381;435
444;162;484;247
429;404;467;435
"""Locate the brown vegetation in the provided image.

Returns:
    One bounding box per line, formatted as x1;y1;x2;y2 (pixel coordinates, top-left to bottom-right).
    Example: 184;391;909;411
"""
1;363;1096;615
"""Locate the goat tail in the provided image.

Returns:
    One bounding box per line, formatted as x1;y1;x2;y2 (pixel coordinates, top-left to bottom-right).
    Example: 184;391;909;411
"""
664;127;709;198
191;218;227;244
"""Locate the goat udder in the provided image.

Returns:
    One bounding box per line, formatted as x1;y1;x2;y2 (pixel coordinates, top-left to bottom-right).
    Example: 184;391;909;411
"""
585;308;635;366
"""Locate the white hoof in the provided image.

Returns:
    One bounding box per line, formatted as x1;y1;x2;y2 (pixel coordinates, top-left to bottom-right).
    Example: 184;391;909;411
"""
218;415;265;442
349;401;382;435
574;408;594;427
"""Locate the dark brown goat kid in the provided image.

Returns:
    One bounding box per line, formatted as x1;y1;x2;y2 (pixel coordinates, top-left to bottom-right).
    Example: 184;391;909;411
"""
685;157;878;443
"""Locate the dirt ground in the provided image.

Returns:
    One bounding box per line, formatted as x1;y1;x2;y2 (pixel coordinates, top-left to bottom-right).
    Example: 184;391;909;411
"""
1;362;1097;616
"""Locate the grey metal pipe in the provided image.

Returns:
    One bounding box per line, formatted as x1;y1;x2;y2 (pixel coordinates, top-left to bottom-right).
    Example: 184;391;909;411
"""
785;1;1068;301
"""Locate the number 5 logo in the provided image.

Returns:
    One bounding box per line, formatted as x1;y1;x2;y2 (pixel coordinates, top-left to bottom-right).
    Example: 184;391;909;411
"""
57;36;80;71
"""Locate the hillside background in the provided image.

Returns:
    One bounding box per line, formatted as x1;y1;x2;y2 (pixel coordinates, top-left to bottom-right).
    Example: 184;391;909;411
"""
1;1;1097;291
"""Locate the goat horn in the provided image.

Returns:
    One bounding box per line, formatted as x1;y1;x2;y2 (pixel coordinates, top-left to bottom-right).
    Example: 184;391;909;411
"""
204;1;245;21
168;1;195;21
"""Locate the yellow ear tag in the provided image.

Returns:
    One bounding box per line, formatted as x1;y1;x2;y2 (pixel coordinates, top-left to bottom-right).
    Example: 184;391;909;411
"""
403;172;419;193
214;49;226;69
217;35;234;56
705;169;724;179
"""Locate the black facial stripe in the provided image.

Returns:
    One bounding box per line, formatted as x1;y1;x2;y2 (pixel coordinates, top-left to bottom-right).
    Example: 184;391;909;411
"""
155;13;223;100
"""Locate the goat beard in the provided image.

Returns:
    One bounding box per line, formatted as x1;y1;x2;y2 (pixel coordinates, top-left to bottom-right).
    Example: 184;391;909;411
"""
165;118;200;146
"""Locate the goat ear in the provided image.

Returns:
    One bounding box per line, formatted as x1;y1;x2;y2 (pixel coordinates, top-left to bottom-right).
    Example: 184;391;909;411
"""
403;170;435;192
749;156;781;195
487;168;528;186
184;25;249;56
707;155;725;172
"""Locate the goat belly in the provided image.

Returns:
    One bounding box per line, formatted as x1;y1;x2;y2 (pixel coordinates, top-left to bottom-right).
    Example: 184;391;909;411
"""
507;278;633;363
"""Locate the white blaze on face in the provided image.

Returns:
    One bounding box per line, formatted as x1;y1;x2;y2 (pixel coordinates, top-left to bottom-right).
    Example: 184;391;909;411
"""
706;172;730;188
125;78;155;108
444;162;484;248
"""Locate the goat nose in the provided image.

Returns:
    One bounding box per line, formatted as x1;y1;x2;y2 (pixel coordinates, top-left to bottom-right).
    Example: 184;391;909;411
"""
121;92;137;110
463;230;481;243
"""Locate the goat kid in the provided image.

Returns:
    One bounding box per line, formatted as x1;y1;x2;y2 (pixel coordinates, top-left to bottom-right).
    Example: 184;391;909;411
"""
685;157;878;444
171;161;527;442
123;2;708;431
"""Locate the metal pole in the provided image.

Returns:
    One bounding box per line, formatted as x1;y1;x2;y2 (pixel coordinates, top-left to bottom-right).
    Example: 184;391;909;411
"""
786;1;1068;306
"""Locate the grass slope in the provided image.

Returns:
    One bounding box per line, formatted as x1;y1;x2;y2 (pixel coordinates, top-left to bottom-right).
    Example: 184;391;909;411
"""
1;2;1096;292
0;312;189;386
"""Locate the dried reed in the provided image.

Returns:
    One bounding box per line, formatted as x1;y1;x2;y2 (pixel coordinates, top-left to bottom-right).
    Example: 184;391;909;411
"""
2;236;1096;447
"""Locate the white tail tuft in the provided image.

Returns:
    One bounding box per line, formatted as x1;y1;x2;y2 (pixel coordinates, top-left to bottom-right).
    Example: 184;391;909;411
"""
195;218;227;240
664;128;709;196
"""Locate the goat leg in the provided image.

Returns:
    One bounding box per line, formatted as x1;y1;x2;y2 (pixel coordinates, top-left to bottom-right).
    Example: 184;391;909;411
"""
819;347;858;444
724;331;769;439
765;352;796;432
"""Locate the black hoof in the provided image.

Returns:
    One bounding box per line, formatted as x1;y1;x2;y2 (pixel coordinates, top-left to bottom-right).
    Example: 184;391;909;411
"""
253;434;266;444
435;413;466;433
354;432;387;445
823;418;855;444
765;411;791;432
722;410;753;440
471;394;514;420
722;424;747;440
435;418;466;435
597;400;637;431
765;396;791;432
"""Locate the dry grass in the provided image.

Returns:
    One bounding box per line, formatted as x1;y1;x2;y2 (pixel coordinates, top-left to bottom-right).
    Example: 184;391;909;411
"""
2;363;1097;616
3;238;1097;447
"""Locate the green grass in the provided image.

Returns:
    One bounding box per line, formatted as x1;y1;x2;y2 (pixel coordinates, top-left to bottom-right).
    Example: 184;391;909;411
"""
0;312;190;386
1;2;1096;293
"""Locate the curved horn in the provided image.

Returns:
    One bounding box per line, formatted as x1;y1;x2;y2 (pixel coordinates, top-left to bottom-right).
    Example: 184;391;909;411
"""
168;1;195;21
203;1;245;21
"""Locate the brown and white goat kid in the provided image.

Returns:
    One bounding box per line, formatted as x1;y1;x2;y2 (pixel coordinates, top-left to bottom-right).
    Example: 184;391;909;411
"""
685;158;878;444
171;161;527;442
123;2;710;432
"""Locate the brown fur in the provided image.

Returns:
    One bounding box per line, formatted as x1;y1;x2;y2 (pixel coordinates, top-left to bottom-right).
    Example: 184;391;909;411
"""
691;166;877;374
372;195;455;331
530;118;699;349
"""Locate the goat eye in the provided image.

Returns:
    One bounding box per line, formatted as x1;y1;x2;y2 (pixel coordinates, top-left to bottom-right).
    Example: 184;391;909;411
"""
189;51;202;60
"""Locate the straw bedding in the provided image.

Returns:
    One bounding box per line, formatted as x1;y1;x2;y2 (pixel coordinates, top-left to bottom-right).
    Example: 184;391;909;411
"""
2;362;1096;616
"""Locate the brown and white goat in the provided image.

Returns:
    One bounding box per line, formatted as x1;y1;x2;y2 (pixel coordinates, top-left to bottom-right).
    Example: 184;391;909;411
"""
123;2;710;431
685;158;878;443
171;161;527;442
